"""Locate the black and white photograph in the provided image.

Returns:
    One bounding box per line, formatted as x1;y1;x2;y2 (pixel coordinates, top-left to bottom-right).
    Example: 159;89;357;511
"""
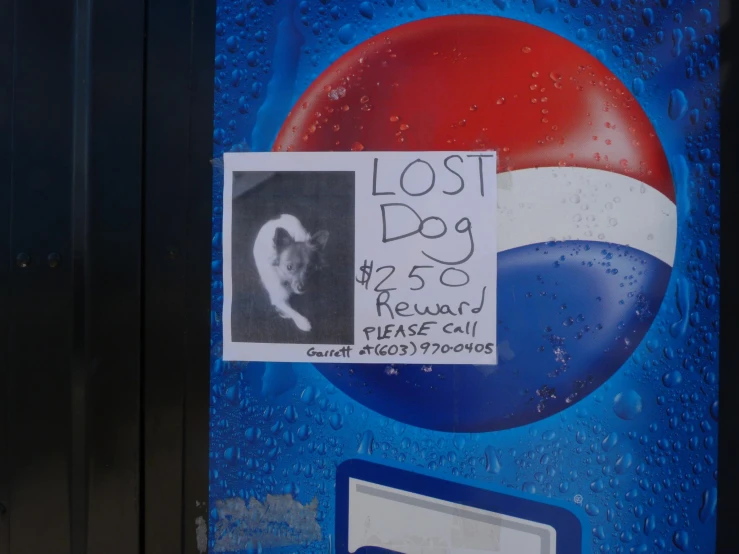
229;170;355;345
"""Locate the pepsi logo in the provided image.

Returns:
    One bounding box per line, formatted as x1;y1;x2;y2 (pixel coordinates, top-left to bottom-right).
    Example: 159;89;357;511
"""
274;16;676;432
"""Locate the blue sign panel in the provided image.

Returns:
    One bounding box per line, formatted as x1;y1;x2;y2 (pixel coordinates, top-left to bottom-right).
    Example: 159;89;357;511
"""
210;2;720;553
336;458;585;554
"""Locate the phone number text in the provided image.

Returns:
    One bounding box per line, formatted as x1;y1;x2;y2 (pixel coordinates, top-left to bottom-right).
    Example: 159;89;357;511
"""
358;341;494;357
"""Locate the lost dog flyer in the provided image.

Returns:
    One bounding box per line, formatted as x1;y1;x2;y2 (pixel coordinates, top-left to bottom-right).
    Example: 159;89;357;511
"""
222;151;498;365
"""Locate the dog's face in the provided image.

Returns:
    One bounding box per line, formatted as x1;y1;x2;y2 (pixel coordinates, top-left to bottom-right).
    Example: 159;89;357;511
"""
273;227;329;295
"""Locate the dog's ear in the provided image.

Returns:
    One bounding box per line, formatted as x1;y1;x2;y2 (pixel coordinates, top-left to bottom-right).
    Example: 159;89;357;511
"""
273;227;293;251
309;230;329;250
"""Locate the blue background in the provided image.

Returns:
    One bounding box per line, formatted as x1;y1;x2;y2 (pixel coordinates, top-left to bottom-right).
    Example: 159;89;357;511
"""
209;1;720;553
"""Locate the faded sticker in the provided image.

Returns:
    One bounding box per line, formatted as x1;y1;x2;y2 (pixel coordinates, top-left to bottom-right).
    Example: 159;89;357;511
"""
212;494;322;552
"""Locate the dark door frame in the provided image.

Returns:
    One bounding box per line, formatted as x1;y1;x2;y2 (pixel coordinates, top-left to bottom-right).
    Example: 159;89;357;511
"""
0;0;213;552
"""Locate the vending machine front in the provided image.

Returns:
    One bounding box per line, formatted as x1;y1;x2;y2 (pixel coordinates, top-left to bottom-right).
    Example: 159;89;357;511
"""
207;3;725;554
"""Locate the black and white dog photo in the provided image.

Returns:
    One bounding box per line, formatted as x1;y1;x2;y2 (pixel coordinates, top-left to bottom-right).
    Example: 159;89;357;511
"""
230;171;355;345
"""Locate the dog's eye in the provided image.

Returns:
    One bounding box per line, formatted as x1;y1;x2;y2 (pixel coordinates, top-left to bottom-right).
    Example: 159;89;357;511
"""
287;264;293;271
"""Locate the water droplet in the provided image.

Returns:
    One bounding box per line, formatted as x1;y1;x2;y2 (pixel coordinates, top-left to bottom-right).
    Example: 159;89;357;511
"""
283;482;299;497
670;277;691;338
633;78;645;96
673;530;689;551
329;413;343;430
284;404;298;422
338;24;355;45
245;427;261;443
602;432;619;452
270;420;283;435
297;424;312;440
226;36;240;54
358;430;375;454
585;503;600;516
642;7;654;26
644;514;656;535
672;28;683;57
699;487;717;522
532;0;556;13
613;390;643;420
615;453;634;474
224;385;237;402
484;445;502;474
358;1;374;19
215;54;228;69
224;446;236;461
351;142;364;151
668;89;688;121
662;370;683;388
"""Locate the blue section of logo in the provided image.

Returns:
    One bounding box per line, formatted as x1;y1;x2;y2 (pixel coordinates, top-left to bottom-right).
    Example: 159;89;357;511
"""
316;241;672;432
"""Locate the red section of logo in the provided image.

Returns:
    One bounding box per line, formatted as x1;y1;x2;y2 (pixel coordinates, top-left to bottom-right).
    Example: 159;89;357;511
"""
274;15;673;202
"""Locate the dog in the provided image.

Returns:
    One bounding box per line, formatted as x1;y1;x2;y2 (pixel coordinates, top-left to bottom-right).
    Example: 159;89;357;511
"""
253;214;329;332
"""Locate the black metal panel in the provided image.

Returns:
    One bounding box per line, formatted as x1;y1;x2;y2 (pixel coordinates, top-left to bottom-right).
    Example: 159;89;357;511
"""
141;1;190;550
0;0;146;552
142;0;214;551
0;0;14;549
181;0;216;551
84;0;146;551
0;0;213;549
4;0;76;551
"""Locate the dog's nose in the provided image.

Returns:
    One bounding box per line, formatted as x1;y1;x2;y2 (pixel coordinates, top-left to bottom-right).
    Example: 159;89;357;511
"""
296;283;305;292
